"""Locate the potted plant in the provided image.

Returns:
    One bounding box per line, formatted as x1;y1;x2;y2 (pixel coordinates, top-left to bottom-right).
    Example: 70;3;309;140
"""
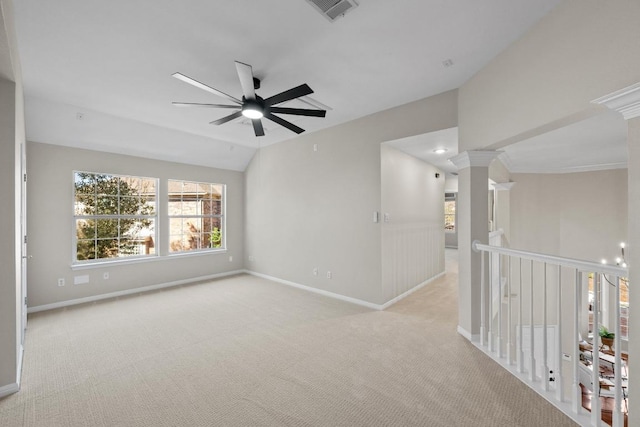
599;326;615;351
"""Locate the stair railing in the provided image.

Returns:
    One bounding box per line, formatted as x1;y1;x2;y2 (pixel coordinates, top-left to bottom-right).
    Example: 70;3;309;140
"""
473;240;628;427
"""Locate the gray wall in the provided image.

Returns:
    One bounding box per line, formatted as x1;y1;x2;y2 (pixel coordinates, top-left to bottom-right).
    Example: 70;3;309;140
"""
27;142;245;308
0;0;24;395
458;0;640;152
245;90;457;306
510;169;627;261
381;145;444;301
0;76;19;392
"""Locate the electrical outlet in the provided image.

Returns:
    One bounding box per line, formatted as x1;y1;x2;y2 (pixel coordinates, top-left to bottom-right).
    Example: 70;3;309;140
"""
229;255;233;262
312;267;318;276
327;271;332;279
58;278;65;287
249;256;255;262
103;272;109;280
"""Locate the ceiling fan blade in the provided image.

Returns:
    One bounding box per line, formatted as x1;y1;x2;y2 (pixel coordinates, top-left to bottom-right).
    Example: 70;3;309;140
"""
252;119;265;137
269;107;326;117
172;72;241;104
264;84;314;106
210;111;243;125
172;102;239;109
235;61;256;100
265;113;305;134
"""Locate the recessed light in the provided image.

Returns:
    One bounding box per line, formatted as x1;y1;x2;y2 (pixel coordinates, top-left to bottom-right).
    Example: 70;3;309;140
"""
433;148;448;154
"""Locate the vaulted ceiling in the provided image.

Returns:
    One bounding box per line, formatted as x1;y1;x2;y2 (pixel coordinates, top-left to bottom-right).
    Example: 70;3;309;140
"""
14;0;562;170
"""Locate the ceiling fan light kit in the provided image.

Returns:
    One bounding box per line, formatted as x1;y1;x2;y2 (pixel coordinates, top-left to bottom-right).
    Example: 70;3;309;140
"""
241;99;264;119
172;61;326;137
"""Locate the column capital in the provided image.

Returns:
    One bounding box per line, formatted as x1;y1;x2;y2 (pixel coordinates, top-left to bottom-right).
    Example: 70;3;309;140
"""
449;150;502;170
592;82;640;120
492;181;516;192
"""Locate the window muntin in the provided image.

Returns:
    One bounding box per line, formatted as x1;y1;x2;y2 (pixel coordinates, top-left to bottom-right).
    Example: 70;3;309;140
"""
74;172;157;263
168;180;225;253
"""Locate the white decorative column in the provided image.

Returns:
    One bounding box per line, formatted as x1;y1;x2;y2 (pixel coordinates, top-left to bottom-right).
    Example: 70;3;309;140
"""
450;151;502;342
491;181;516;362
593;83;640;427
491;181;516;238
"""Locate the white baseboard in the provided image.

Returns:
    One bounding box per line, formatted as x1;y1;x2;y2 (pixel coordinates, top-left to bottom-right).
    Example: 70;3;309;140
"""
246;271;383;310
0;382;19;399
28;270;245;313
17;344;23;386
246;270;445;311
378;272;445;310
29;268;445;314
457;325;480;342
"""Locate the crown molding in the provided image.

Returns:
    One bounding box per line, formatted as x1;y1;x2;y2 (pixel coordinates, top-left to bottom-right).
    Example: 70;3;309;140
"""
449;150;502;170
592;82;640;120
492;182;516;191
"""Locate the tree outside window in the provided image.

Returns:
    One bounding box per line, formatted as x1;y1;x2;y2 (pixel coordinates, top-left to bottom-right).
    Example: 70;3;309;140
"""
74;172;157;262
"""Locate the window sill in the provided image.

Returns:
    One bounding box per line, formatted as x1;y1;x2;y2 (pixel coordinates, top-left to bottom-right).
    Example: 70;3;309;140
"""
166;248;227;259
72;255;162;270
71;249;227;270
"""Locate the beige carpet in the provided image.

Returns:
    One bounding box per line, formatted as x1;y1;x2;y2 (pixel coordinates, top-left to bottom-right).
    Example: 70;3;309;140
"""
0;250;576;426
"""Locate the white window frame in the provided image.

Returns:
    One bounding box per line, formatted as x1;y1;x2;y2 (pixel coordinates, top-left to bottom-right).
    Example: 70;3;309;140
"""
167;179;226;255
72;171;159;265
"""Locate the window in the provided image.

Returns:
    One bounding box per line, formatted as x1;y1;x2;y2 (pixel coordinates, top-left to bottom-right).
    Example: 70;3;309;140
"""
168;180;225;253
445;193;456;232
620;278;629;339
587;273;629;340
74;172;157;263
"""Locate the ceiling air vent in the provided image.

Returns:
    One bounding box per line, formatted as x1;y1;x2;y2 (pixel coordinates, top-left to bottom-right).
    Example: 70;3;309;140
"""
304;0;359;22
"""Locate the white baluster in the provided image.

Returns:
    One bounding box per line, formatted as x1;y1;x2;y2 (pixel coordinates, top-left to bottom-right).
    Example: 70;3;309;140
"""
498;254;503;358
529;260;536;382
543;263;549;392
572;270;581;414
480;250;486;346
518;258;524;373
489;252;495;353
507;256;512;364
591;273;601;426
613;276;623;427
555;265;563;402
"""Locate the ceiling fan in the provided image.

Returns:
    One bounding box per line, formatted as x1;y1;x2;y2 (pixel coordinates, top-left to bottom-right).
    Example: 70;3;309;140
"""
172;61;327;137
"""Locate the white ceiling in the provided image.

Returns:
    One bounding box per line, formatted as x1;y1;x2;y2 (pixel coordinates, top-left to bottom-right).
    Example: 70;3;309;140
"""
387;110;628;177
13;0;561;170
385;127;459;176
499;110;628;173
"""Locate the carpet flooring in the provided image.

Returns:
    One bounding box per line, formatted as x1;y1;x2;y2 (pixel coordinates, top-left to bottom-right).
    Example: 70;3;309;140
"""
0;250;577;426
